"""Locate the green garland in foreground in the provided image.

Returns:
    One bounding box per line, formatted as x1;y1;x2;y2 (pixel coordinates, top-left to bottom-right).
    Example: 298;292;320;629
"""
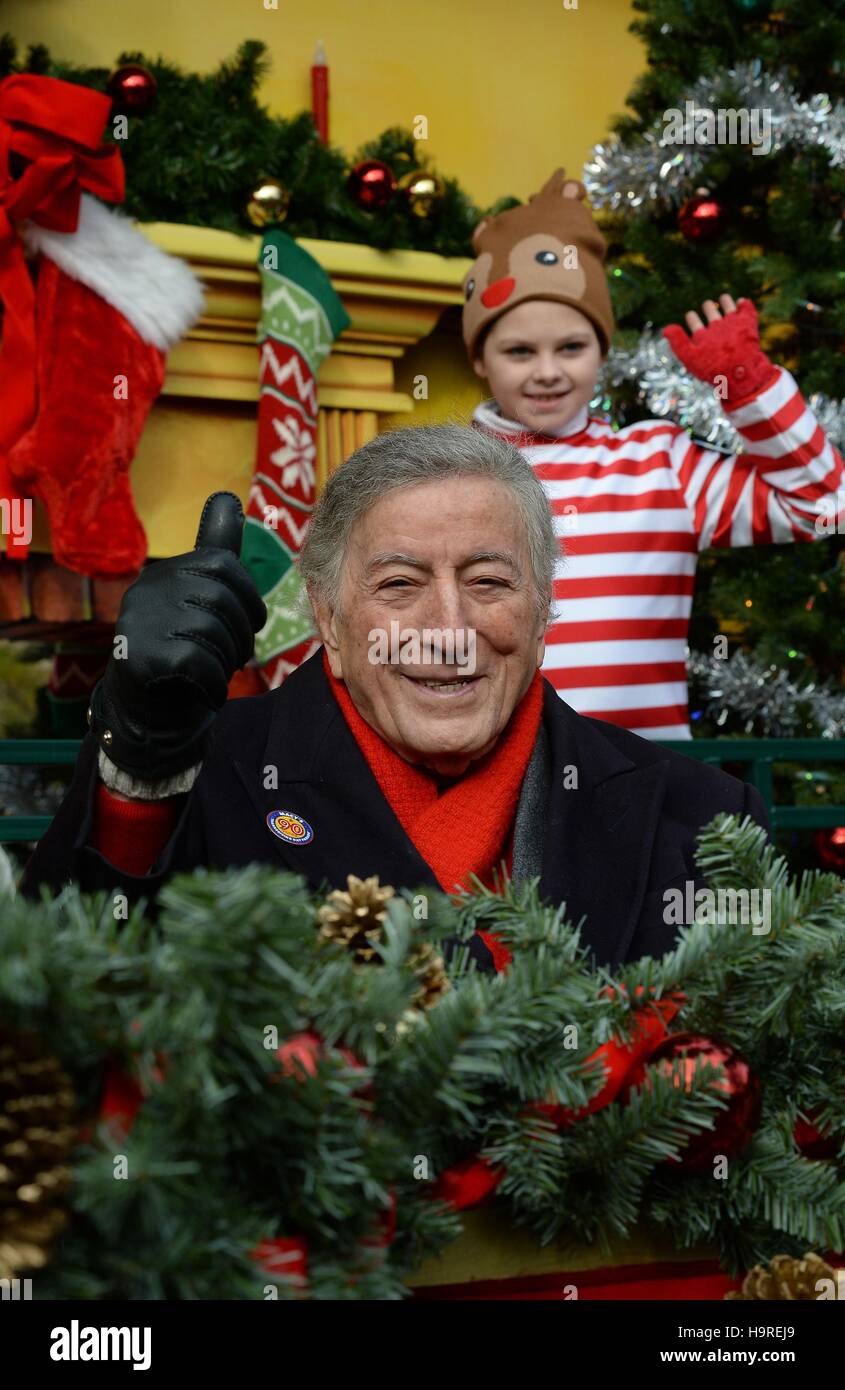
2;813;845;1300
0;34;514;254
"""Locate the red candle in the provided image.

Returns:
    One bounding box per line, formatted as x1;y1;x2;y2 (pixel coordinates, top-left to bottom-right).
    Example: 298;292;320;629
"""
311;40;329;143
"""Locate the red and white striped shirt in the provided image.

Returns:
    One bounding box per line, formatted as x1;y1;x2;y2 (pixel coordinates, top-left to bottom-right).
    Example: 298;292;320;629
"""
473;367;845;739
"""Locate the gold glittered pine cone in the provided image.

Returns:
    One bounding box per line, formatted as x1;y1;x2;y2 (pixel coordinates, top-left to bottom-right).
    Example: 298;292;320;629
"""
408;940;451;1012
316;874;396;963
725;1251;837;1300
317;876;451;1013
0;1023;78;1281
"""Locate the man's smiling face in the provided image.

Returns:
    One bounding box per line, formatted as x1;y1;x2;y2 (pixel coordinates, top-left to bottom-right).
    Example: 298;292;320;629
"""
310;475;547;776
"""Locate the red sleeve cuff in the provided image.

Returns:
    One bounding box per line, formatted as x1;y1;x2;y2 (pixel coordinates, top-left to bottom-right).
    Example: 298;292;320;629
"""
92;783;181;878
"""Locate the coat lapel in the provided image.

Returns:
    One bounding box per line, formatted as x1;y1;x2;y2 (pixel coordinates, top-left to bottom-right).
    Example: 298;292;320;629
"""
537;684;669;967
225;650;495;969
227;649;444;897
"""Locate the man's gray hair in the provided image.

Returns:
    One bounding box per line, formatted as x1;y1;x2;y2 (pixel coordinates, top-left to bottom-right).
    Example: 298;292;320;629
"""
296;423;561;628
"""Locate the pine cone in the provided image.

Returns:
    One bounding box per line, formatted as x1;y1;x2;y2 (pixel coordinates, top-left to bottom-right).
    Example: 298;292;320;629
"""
725;1251;837;1300
0;1024;77;1280
317;875;451;1014
408;940;451;1011
316;874;395;963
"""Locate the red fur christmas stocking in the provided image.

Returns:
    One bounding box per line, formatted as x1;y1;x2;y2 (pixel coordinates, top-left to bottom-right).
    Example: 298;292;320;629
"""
7;258;163;575
5;193;204;577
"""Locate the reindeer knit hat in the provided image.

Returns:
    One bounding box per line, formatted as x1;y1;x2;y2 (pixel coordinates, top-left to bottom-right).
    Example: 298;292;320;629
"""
462;168;614;361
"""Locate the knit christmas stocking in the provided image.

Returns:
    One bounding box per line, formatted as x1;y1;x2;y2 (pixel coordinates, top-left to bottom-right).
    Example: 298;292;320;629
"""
5;193;204;577
45;641;110;737
240;228;350;690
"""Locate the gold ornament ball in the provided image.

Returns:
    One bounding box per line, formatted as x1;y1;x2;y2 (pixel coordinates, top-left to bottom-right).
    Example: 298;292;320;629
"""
247;179;290;228
398;170;445;219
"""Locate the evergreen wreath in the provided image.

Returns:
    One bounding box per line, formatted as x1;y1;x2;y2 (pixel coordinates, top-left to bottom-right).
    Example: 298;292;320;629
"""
2;813;844;1299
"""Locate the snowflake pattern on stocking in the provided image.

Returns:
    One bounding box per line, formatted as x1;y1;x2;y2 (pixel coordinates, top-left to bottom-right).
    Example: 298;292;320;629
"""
239;229;350;693
271;414;316;498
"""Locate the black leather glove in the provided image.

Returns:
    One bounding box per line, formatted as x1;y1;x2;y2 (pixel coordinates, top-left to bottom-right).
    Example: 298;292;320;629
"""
87;492;267;781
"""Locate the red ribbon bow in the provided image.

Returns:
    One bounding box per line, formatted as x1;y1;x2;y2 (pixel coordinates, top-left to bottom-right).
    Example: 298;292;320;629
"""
433;989;688;1211
0;74;125;556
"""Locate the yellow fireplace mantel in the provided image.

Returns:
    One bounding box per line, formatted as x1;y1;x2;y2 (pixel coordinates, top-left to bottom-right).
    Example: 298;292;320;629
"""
144;220;471;415
144;223;472;554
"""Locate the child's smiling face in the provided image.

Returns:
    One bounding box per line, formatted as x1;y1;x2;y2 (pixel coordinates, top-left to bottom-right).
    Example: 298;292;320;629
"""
473;300;604;435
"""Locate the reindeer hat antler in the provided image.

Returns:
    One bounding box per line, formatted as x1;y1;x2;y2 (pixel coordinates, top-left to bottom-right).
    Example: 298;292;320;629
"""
462;167;614;360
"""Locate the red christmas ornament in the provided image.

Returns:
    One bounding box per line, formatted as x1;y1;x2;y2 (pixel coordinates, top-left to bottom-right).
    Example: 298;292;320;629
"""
628;1033;761;1172
678;190;727;243
794;1112;840;1160
431;1155;504;1211
98;1062;145;1134
273;1030;373;1104
814;826;845;873
360;1189;398;1248
107;64;157;116
533;990;686;1128
93;1051;166;1145
251;1235;309;1289
347;159;396;211
274;1029;364;1080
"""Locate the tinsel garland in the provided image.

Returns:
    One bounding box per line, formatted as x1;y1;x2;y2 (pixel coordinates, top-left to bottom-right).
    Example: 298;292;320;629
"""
584;60;845;212
592;327;741;450
688;649;845;738
591;327;845;453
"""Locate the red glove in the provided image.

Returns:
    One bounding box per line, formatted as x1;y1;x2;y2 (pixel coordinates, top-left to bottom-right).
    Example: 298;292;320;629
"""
662;298;779;406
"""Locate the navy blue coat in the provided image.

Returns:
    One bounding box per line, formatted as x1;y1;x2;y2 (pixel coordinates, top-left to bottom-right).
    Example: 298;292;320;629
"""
20;647;769;970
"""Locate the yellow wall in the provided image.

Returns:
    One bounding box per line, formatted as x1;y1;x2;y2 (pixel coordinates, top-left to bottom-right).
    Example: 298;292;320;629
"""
382;307;485;433
5;0;642;208
9;0;646;554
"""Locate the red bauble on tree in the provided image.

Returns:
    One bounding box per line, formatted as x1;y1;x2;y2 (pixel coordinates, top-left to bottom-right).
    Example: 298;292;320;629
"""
274;1030;365;1082
628;1033;761;1172
107;64;158;116
678;189;728;242
814;826;845;874
794;1112;840;1160
531;989;686;1128
347;159;397;211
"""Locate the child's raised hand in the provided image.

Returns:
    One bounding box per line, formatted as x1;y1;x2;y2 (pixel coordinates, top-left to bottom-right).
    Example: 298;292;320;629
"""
682;293;739;334
662;296;778;405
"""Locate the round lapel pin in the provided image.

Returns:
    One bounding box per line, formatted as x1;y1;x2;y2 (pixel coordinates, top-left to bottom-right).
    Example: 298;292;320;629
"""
266;809;314;845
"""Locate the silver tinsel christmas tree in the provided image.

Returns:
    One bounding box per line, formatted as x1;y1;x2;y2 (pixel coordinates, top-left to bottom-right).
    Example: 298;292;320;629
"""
689;649;845;738
583;61;845;213
590;329;845;453
583;59;845;451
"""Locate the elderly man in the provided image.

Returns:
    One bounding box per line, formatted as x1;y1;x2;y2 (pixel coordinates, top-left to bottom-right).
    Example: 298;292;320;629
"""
20;424;768;970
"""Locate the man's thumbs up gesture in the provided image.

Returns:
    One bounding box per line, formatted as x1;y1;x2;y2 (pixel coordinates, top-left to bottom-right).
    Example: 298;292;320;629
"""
87;492;268;782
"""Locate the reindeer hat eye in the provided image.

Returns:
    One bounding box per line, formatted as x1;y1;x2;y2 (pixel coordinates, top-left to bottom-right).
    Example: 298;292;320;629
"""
464;277;475;300
535;250;558;265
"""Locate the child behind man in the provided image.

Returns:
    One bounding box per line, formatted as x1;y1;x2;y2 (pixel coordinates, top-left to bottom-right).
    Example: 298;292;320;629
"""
465;169;844;739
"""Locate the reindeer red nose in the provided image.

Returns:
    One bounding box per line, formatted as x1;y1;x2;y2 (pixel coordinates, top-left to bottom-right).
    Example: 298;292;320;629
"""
481;276;515;308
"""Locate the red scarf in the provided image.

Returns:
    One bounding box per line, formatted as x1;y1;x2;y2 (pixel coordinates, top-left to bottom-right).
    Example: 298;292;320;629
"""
322;649;544;971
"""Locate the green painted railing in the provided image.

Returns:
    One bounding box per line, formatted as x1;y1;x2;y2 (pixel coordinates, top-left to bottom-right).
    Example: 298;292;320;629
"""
0;737;844;843
0;740;82;842
659;739;845;830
